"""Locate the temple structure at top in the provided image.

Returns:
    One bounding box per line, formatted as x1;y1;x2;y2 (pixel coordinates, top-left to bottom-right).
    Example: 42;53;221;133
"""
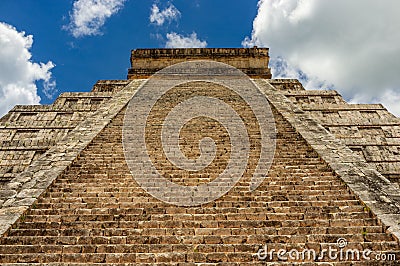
128;47;272;79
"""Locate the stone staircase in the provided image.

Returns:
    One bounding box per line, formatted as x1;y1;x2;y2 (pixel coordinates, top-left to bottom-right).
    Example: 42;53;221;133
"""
0;100;399;264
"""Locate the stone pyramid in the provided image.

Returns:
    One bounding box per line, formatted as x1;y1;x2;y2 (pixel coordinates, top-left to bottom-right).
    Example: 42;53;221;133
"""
0;48;399;265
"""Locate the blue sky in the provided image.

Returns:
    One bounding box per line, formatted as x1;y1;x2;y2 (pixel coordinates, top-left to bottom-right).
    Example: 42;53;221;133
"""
1;0;400;116
0;0;257;108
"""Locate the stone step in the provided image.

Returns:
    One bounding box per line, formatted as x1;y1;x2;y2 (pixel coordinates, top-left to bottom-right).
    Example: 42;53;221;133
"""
7;218;381;236
26;205;366;216
35;194;359;206
17;211;372;225
0;240;398;255
2;226;387;245
32;199;366;211
0;250;399;264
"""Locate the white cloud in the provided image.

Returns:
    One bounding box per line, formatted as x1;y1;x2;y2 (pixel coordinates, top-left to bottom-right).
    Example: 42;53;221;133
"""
271;56;333;90
165;32;207;48
244;0;400;116
0;22;56;117
350;90;400;118
150;3;181;26
43;78;57;99
66;0;125;38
